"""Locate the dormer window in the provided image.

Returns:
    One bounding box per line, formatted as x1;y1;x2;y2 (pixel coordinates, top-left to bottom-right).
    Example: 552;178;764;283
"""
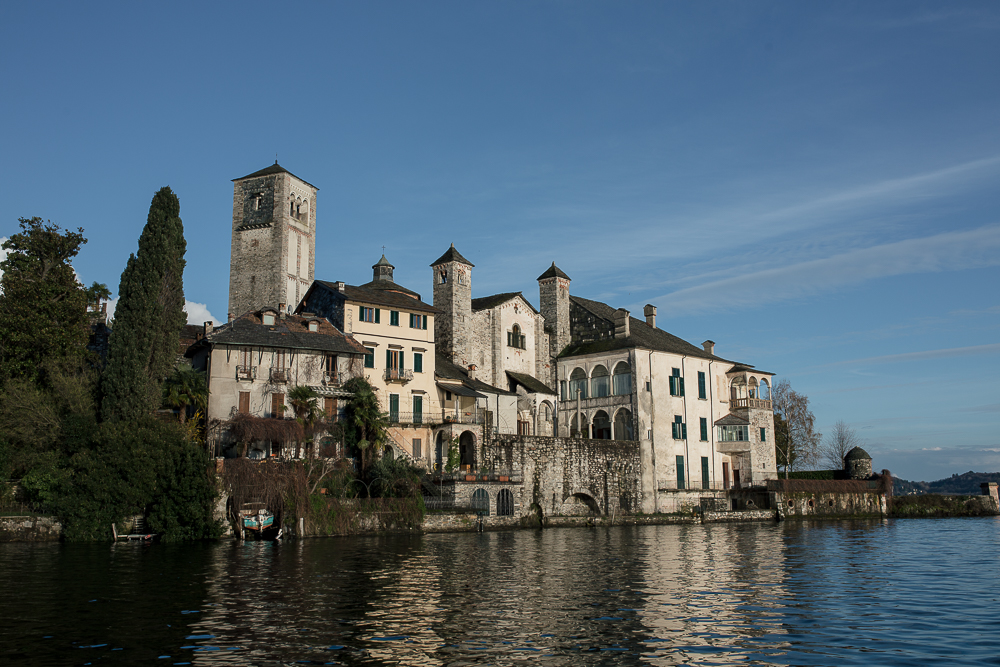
308;320;318;332
262;312;276;326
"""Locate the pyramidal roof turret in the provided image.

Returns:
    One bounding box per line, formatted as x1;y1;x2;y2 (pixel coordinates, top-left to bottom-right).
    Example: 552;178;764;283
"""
234;161;319;189
537;262;570;281
431;243;474;267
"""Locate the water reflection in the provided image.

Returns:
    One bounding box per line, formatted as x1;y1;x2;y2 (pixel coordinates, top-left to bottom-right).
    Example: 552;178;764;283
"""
2;518;999;665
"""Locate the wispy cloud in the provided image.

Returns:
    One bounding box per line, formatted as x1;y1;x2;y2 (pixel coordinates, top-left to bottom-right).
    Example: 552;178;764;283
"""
652;225;1000;313
826;342;1000;367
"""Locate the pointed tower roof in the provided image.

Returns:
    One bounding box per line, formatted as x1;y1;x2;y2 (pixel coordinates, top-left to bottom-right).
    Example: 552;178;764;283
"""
537;262;570;281
233;161;318;189
430;243;474;267
373;254;394;269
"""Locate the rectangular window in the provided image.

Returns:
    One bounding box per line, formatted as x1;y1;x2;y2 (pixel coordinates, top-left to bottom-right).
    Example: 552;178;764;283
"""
647;429;653;439
364;347;375;368
412;438;421;458
560;381;567;400
676;455;685;490
700;417;708;441
669;368;685;397
760;427;766;442
646;381;652;392
360;306;380;323
389;394;399;422
409;313;427;329
413;395;423;424
324;397;335;420
390;310;399;326
671;415;687;440
698;371;706;399
413;352;423;373
723;462;730;490
701;457;710;490
445;390;452;402
718;424;750;442
386;349;404;371
238;391;250;414
271;393;284;418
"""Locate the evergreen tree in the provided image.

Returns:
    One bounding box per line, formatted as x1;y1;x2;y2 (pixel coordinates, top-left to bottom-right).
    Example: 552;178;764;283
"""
0;218;105;385
102;187;187;422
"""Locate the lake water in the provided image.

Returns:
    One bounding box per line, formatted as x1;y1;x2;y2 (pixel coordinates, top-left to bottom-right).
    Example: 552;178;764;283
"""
2;518;998;666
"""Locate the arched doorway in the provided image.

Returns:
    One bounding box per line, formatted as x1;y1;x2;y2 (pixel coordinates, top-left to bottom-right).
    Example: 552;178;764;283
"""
435;432;445;471
592;410;612;439
497;489;514;516
471;488;489;515
459;431;476;470
614;408;634;440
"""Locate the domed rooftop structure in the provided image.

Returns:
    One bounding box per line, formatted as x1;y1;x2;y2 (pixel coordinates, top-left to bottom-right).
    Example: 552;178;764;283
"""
845;446;872;461
845;446;873;479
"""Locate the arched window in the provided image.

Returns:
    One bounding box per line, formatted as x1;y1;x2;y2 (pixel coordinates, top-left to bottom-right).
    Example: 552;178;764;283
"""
541;401;552;421
614;408;634;440
591;365;610;398
612;361;631;395
759;379;770;400
748;377;759;399
496;489;514;516
569;368;588;400
471;488;490;515
592;410;612;439
507;324;525;349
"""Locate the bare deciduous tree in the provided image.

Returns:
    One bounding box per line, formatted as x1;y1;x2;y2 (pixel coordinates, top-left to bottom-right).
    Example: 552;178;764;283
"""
821;420;863;471
772;379;821;478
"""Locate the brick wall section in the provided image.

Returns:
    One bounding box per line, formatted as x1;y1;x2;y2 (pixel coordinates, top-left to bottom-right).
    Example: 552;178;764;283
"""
485;434;641;518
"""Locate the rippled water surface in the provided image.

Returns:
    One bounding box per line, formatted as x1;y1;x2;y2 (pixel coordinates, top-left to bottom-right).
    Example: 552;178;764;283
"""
2;518;999;665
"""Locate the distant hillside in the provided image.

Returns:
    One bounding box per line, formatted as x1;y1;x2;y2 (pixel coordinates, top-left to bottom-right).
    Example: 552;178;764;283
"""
893;471;1000;496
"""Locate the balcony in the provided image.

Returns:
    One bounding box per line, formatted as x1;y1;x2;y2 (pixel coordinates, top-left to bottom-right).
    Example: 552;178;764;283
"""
236;365;256;381
730;398;772;410
269;368;288;383
384;368;413;383
322;371;341;387
386;410;439;426
442;408;486;425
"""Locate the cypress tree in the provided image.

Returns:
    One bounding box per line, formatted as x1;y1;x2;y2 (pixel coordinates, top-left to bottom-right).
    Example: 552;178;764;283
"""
101;187;187;422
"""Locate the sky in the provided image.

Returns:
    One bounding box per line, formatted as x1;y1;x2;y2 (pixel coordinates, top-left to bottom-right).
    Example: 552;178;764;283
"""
2;2;998;482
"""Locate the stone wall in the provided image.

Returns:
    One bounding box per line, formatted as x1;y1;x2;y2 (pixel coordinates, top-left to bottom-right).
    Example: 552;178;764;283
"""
0;516;62;542
485;434;641;519
774;490;887;518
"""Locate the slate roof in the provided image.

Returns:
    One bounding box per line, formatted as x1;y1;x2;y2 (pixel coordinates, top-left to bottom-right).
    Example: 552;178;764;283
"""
313;280;439;313
560;295;733;362
714;413;750;426
434;354;515;396
728;363;774;376
506;371;555;395
233;162;318;189
471;291;539;314
430;243;474;267
537;262;570;281
186;310;367;357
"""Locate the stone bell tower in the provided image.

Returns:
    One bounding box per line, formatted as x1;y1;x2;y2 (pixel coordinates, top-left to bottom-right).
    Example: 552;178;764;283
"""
228;162;318;319
431;243;474;368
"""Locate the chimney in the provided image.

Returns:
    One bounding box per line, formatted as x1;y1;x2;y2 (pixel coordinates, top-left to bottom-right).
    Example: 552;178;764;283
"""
702;340;715;355
467;364;477;381
614;309;630;339
335;281;346;293
643;304;657;328
278;303;286;319
228;312;234;322
203;321;213;336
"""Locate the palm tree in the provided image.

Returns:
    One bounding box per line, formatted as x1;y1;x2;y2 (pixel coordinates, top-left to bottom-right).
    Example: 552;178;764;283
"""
287;385;320;458
341;377;389;482
162;366;207;424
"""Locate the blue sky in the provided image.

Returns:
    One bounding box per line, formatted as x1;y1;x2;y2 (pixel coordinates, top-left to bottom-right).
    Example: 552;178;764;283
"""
2;2;998;481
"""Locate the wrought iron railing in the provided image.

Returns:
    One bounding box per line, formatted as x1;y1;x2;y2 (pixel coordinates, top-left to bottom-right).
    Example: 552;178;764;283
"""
384;368;414;383
657;481;734;491
236;365;256;381
270;367;288;383
441;408;486;424
323;371;340;387
385;411;440;425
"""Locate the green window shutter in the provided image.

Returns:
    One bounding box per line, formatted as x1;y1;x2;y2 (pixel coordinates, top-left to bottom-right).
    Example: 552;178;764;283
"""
409;313;414;328
359;305;364;320
399;351;404;370
414;353;423;373
682;423;687;440
374;308;380;324
413;395;422;413
423;316;427;330
702;457;710;488
386;349;391;369
668;376;676;395
760;427;766;442
679;377;685;396
698;372;706;399
676;456;685;489
700;417;708;441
